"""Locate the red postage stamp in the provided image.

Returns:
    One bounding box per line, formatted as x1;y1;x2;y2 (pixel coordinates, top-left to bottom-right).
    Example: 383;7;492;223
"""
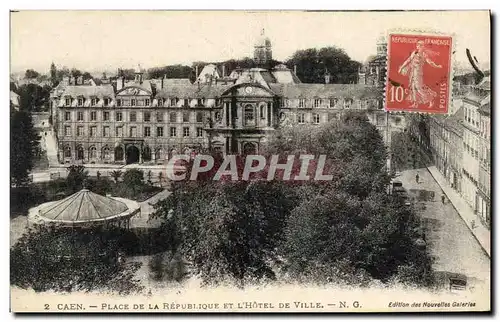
385;33;453;114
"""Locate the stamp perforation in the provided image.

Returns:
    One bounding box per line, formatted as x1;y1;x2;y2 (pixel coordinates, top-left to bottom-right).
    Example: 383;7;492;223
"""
383;28;457;116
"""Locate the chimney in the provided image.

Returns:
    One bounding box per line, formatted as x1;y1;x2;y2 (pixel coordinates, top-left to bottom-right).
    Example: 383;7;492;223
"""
195;66;199;80
222;65;225;78
161;74;165;89
294;65;297;74
324;70;331;84
116;77;124;91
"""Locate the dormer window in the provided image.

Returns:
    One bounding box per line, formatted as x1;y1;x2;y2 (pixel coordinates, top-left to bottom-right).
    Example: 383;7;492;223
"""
77;98;84;107
170;98;176;106
314;98;322;108
145;99;150;106
299;98;305;108
158;98;163;107
329;98;338;108
91;98;98;106
131;99;136;106
103;98;109;107
65;97;71;106
184;98;189;107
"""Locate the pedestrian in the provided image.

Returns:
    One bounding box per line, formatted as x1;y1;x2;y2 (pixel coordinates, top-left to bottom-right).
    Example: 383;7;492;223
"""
415;173;420;184
441;194;446;204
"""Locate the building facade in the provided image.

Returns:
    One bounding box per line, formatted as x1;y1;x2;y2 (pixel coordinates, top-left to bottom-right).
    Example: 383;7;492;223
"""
50;32;406;167
477;101;491;228
422;75;490;229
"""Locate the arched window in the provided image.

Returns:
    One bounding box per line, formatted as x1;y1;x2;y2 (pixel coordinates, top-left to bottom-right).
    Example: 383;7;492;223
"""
170;148;178;159
244;104;255;126
76;146;84;160
155;148;163;161
114;146;124;161
142;146;152;162
64;146;71;158
102;146;111;161
89;146;97;159
259;102;267;120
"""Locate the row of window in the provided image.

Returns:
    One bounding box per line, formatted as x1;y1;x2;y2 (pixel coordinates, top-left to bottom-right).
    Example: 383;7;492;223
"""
464;105;480;128
63;111;206;123
66;97;111;107
64;125;204;138
281;98;358;109
479;119;490;140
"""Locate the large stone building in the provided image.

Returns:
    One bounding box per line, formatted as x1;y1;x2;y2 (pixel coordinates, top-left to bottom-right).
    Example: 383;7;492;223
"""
50;31;405;167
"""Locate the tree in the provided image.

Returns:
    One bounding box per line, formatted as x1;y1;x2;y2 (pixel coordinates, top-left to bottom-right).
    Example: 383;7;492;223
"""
286;46;361;84
117;68;136;80
82;72;92;80
66;165;89;192
70;68;82;78
147;65;192;79
123;169;145;195
10;108;40;186
17;83;52;112
24;69;40;79
280;189;433;287
11;226;143;294
110;170;122;183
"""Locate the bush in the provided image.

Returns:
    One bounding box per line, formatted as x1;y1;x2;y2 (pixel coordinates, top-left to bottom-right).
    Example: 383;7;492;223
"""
87;177;112;196
11;226;143;294
66;165;88;192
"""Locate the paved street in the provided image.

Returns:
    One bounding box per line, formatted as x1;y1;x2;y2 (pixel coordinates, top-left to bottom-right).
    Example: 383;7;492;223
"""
397;168;490;291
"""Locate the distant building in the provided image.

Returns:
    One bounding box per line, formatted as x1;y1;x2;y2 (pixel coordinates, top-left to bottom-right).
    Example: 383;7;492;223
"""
424;75;490;229
254;29;273;67
358;35;387;87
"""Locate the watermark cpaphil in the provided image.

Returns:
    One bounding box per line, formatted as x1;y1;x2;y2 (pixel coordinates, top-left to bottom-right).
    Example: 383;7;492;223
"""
164;154;335;182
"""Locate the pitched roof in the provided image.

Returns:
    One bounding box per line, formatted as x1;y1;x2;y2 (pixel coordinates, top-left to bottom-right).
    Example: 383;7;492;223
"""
156;83;231;98
271;70;302;84
61;85;115;98
123;79;152;93
479;103;490;116
268;84;382;99
38;189;128;223
443;106;464;135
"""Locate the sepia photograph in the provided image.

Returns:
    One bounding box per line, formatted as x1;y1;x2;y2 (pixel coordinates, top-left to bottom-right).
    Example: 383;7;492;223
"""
9;10;491;313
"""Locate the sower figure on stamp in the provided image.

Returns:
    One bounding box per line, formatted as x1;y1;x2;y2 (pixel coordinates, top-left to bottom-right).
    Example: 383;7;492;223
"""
398;40;442;108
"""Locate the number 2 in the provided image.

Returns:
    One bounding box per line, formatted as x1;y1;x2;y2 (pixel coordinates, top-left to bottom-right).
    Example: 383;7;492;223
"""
389;85;404;103
44;304;50;310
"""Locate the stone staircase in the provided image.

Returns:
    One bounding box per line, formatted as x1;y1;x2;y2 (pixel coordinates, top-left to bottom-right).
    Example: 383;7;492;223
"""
44;130;59;167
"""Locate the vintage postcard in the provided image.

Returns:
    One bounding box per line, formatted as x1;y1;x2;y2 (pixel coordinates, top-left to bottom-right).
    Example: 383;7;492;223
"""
9;10;491;313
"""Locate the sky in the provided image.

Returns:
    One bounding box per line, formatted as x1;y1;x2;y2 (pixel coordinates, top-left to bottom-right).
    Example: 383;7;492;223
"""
10;10;490;75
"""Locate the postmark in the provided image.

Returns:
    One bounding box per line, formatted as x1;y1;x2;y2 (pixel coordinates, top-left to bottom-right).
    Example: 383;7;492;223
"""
385;32;454;114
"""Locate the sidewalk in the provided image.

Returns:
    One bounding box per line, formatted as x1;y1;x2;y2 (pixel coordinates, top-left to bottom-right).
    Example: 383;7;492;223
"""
427;166;490;257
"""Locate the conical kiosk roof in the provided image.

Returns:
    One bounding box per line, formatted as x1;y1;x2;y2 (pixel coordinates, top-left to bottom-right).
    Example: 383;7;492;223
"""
30;189;140;226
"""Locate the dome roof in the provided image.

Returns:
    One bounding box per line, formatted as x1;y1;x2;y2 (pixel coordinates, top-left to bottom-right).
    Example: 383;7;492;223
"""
255;29;271;47
37;189;129;223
